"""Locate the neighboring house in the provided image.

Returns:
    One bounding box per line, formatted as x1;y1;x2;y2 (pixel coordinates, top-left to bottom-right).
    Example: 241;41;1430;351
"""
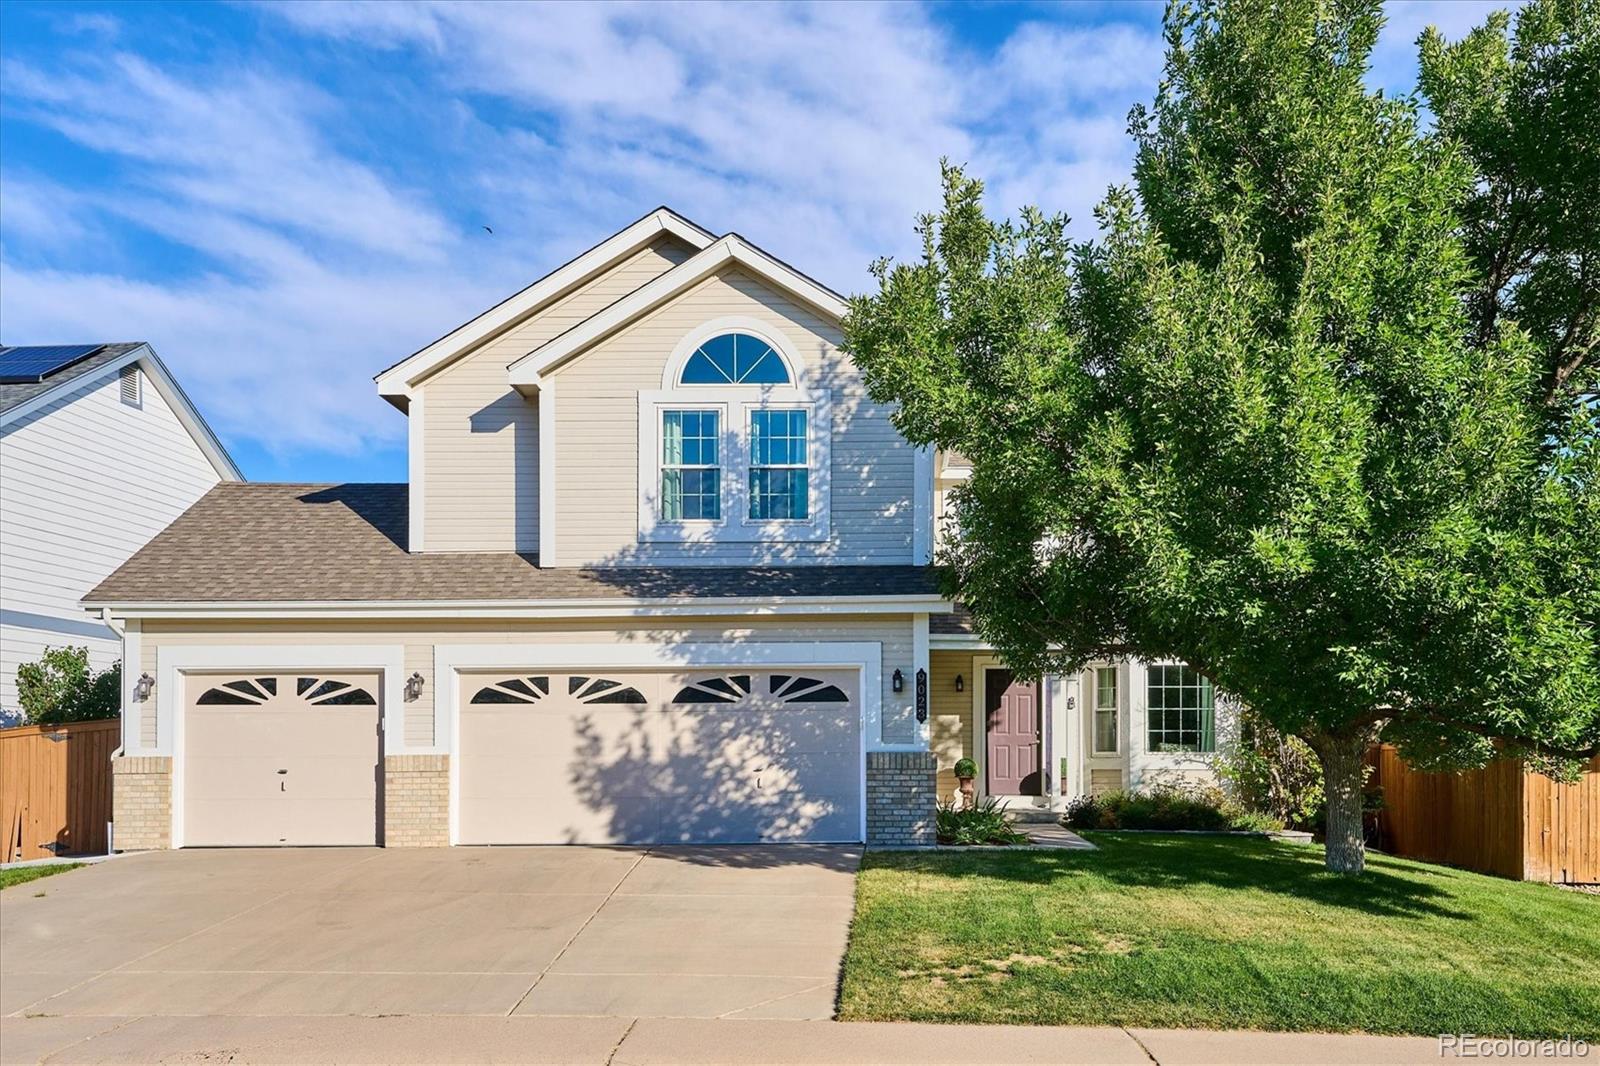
0;343;241;721
83;209;1233;852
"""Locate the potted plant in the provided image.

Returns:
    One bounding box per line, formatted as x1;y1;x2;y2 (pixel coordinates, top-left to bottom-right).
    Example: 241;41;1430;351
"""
953;758;978;810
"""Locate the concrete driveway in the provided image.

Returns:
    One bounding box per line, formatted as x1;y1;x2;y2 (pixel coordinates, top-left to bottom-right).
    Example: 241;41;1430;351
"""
1;845;859;1024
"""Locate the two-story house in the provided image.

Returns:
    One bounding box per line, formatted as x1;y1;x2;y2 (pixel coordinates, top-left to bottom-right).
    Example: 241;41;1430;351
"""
1;342;241;719
86;209;1231;851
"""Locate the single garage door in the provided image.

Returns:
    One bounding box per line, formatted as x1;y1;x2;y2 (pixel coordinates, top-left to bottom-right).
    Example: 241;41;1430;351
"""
459;669;861;844
184;673;382;846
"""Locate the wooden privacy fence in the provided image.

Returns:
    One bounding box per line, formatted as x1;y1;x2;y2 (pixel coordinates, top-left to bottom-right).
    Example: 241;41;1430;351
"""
1367;744;1600;883
0;719;118;863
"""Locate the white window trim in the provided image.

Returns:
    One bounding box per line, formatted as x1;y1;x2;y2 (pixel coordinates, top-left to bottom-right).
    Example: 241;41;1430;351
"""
1090;663;1121;756
435;640;882;845
660;317;802;390
637;387;832;544
1139;659;1218;761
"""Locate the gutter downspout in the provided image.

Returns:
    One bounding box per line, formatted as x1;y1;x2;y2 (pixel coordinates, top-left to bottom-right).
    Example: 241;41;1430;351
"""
101;608;125;854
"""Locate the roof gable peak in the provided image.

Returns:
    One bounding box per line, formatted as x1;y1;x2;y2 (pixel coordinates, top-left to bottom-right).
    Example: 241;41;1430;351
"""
375;207;716;402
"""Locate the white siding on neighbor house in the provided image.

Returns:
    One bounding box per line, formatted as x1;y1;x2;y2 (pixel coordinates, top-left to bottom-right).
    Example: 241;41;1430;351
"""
418;237;697;553
0;366;224;716
133;614;920;752
552;266;917;567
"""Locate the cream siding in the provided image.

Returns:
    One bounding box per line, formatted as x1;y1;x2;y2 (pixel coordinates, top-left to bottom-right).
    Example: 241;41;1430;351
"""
135;613;919;751
417;237;696;553
930;649;976;802
0;367;224;716
551;267;916;566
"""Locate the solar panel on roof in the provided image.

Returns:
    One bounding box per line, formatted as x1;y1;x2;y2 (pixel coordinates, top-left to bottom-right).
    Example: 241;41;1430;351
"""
0;345;107;384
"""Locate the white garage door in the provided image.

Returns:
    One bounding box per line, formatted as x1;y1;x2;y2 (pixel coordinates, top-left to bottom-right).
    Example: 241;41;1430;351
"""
458;670;861;844
184;673;382;847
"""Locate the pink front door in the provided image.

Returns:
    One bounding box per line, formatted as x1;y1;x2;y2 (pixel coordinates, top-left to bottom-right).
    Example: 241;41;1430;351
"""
985;669;1041;796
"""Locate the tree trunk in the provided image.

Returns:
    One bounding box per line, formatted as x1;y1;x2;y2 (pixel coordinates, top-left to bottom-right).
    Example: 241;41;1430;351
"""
1312;732;1370;875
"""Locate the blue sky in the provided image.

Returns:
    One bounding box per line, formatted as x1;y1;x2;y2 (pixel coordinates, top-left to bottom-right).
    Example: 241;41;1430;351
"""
0;1;1506;484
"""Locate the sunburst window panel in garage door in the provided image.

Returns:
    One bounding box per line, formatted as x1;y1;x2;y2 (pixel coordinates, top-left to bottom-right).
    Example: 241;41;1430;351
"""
184;673;382;847
458;669;861;845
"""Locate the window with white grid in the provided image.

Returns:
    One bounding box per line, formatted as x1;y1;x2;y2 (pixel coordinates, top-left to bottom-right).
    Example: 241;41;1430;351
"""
1092;666;1118;754
660;409;721;521
748;408;808;520
1145;664;1215;753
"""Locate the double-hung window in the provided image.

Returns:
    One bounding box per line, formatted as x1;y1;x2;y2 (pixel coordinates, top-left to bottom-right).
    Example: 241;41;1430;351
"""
641;324;831;543
749;409;808;520
1092;666;1118;754
660;409;721;520
1145;664;1215;753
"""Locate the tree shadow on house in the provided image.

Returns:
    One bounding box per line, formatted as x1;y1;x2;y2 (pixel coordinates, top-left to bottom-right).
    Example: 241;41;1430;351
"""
553;680;865;871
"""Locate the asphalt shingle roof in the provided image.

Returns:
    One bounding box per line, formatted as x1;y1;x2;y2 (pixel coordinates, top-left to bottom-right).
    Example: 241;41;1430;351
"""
0;342;145;415
84;483;945;605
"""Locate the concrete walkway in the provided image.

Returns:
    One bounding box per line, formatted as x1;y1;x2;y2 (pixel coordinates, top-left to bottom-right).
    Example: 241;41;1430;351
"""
0;1014;1455;1064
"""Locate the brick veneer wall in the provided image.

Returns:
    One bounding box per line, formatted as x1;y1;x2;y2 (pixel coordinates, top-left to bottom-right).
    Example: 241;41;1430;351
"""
112;756;172;851
866;750;937;847
384;754;449;847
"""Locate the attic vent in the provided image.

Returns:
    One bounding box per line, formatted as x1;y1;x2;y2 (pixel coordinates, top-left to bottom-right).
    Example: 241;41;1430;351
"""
120;365;141;407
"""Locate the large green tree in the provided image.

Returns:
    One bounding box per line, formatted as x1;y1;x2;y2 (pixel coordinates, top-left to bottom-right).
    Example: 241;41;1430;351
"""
846;0;1600;873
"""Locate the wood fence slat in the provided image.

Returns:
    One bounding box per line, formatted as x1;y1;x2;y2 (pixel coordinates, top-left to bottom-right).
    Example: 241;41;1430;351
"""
1369;745;1599;883
0;720;119;863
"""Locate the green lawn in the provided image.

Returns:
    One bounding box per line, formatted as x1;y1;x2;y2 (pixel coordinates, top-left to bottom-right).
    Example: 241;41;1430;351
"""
0;863;83;891
840;834;1600;1036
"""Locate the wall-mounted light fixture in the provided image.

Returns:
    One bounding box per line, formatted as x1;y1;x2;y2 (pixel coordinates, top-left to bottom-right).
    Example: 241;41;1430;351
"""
954;673;965;693
134;673;155;702
404;672;426;702
891;668;904;693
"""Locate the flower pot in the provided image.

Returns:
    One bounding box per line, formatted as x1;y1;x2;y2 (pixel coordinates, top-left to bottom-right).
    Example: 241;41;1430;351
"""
957;776;976;810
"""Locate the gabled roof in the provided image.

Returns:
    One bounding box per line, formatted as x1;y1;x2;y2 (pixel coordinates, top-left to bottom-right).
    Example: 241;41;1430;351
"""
507;232;850;389
0;341;242;481
374;207;716;404
82;482;944;609
0;342;142;414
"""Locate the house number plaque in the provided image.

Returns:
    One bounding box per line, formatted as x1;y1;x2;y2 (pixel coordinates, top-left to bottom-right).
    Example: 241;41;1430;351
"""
915;668;927;723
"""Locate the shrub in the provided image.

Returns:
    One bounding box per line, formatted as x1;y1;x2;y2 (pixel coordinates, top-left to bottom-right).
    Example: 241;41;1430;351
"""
952;757;977;779
1212;705;1325;830
935;797;1030;846
1062;783;1284;833
15;647;120;726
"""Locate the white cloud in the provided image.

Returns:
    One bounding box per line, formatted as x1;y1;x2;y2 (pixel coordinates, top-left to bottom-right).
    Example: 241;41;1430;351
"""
0;1;1181;463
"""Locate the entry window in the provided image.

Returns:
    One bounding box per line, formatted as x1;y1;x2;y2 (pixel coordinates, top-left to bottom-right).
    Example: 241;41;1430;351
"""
1146;664;1215;753
661;409;721;520
748;409;809;520
1092;666;1118;754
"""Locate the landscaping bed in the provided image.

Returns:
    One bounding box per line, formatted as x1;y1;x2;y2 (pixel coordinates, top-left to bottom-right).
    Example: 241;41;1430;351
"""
839;833;1600;1036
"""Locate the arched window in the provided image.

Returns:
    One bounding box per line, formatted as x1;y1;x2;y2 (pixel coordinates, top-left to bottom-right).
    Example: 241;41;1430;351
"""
678;333;790;386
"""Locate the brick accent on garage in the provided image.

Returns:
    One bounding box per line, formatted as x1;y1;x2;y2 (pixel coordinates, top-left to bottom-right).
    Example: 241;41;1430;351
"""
384;754;449;847
866;750;937;847
112;756;172;851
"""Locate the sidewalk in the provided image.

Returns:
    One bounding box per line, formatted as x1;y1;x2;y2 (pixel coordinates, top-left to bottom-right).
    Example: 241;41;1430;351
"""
0;1015;1464;1064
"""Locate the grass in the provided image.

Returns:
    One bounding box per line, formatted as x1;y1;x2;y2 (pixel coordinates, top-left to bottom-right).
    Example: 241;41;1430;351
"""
839;834;1600;1037
0;863;83;891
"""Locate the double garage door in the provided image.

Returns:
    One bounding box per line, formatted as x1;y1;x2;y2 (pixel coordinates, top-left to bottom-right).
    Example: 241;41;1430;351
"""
458;669;861;844
181;666;861;847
